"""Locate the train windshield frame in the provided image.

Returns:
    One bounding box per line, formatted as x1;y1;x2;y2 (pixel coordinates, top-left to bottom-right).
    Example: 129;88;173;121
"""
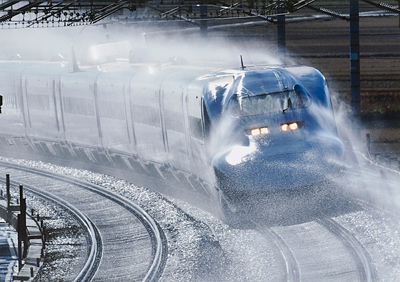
227;84;311;118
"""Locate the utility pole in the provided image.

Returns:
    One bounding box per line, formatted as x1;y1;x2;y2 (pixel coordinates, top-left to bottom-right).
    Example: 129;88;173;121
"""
200;4;208;38
350;0;361;137
277;4;286;62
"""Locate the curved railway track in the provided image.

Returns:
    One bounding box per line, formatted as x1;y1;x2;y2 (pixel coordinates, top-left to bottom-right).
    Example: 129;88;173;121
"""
258;226;300;282
0;177;103;281
0;160;168;282
253;195;379;282
255;216;378;282
242;157;400;282
317;217;377;282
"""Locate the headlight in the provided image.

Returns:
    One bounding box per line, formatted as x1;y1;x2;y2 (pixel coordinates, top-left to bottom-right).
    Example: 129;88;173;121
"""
289;122;298;130
251;128;261;136
250;127;269;136
281;121;302;131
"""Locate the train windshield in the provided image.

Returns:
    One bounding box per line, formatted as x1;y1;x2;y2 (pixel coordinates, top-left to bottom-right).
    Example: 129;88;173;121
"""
227;84;311;117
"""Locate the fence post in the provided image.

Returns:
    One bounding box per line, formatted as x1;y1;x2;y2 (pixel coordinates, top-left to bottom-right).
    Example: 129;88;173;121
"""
19;185;23;208
21;198;27;257
17;214;22;271
6;174;10;212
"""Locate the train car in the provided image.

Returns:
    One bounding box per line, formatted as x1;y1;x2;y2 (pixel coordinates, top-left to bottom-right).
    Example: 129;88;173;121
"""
0;59;344;224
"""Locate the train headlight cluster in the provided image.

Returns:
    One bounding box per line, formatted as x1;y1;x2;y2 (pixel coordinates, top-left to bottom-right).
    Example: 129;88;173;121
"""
250;127;270;136
281;122;299;131
248;122;303;136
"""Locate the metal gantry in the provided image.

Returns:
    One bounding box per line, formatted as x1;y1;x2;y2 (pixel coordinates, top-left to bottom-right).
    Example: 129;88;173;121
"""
0;0;316;28
0;1;398;29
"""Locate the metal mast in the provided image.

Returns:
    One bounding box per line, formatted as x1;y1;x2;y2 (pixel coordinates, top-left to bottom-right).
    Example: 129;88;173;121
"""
350;0;361;136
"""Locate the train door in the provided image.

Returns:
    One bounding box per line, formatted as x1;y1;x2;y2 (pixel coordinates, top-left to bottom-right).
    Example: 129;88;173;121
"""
96;71;134;154
59;71;101;147
185;79;214;184
0;62;28;138
21;64;64;140
160;72;191;172
129;68;168;163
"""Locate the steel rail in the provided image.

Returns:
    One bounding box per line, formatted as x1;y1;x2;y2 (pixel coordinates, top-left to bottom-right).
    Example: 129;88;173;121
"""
253;222;300;282
317;217;378;282
0;160;167;282
255;216;377;282
0;177;102;282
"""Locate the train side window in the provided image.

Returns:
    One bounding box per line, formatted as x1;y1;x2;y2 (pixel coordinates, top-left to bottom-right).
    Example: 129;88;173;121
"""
164;109;185;133
189;116;203;140
2;94;17;109
132;104;161;127
202;100;211;141
98;100;125;120
63;97;95;116
28;94;50;111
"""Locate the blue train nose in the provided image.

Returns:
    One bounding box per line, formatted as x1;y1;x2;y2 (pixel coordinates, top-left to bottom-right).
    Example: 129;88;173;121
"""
212;134;344;197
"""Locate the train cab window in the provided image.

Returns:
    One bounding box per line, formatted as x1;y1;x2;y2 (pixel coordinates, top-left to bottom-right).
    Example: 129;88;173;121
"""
227;94;240;117
227;84;311;117
293;84;311;108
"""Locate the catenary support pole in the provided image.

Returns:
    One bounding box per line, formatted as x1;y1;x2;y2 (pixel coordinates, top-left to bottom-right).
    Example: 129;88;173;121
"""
277;7;286;62
350;0;361;137
200;4;208;38
366;133;371;154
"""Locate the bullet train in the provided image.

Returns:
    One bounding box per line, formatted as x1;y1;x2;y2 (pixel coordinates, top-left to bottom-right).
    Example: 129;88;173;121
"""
0;57;344;224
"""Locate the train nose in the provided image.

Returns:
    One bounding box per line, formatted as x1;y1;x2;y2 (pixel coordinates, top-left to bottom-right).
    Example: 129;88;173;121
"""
212;135;344;196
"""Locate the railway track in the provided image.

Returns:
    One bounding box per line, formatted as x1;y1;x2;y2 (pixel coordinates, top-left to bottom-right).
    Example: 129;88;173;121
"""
255;215;378;282
0;160;168;281
0;176;102;281
243;155;400;282
258;226;300;282
251;182;381;282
